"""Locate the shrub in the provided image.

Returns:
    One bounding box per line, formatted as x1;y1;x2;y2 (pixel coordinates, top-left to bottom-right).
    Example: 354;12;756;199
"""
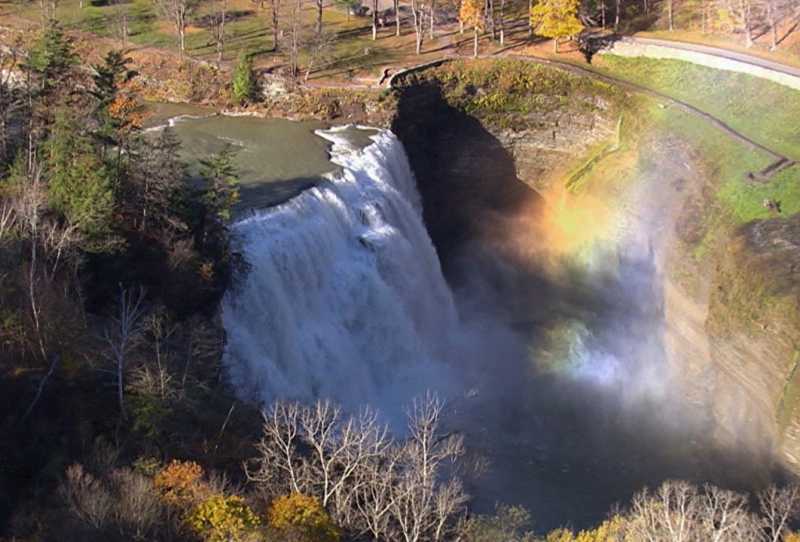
459;505;537;542
59;464;113;530
231;53;256;105
187;495;261;542
267;493;340;542
110;468;163;539
154;460;208;508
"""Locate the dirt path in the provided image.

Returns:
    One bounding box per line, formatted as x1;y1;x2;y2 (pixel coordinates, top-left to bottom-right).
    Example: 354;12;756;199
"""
386;50;794;179
505;54;790;162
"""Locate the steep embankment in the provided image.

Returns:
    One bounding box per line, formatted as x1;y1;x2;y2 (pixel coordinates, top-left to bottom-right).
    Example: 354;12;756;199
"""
391;58;800;480
391;60;623;266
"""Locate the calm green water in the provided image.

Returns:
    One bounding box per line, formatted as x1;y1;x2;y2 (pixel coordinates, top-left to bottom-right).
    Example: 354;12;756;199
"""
171;116;332;211
144;106;379;212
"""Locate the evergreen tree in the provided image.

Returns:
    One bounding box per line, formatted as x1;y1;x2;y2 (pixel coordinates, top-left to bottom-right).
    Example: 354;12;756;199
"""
231;53;256;105
530;0;583;52
91;50;141;146
26;21;76;96
199;145;240;224
126;128;187;235
44;111;116;251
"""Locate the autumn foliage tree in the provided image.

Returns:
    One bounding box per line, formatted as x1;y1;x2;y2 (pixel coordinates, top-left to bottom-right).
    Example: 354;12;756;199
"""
268;493;340;542
187;495;261;542
530;0;583;52
459;0;484;57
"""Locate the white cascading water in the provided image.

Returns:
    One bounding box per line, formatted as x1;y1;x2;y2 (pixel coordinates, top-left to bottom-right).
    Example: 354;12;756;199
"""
222;127;459;416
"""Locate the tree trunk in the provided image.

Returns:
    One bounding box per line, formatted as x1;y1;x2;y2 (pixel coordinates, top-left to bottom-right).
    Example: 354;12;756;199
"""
317;0;323;35
429;0;435;39
667;0;673;31
554;36;558;53
372;0;378;39
217;0;227;65
271;0;281;51
395;0;401;35
412;0;423;54
528;0;532;37
615;0;620;29
291;0;301;77
487;0;495;39
460;18;464;34
177;9;186;58
473;25;478;56
601;0;606;28
701;0;707;33
743;0;752;47
499;0;504;45
767;0;777;50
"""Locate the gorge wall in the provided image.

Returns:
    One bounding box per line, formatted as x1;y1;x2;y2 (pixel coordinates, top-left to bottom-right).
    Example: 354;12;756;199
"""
390;59;797;485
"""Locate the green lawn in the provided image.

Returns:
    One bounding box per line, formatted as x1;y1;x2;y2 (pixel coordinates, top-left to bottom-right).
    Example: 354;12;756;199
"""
594;55;800;160
14;0;377;66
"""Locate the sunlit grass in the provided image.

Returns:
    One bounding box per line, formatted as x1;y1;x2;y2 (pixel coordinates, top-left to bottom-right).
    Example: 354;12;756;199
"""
594;55;800;159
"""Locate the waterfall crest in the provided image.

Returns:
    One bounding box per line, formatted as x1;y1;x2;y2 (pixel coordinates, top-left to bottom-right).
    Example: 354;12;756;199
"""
222;127;458;414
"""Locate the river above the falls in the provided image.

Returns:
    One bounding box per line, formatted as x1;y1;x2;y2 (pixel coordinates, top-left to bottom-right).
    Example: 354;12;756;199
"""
145;106;379;212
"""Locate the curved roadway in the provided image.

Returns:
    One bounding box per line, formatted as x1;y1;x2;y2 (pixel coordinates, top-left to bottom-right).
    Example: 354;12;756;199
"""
623;36;800;79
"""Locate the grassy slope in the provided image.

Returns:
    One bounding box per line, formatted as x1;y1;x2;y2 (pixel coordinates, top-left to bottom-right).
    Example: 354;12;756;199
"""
589;55;800;255
595;55;800;159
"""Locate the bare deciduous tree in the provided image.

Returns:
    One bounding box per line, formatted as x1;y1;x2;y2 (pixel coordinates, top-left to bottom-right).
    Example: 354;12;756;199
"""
102;285;146;414
60;464;114;530
700;485;758;542
391;394;465;542
247;394;467;542
287;0;304;77
269;0;282;50
211;0;228;65
395;0;402;35
372;0;380;39
758;485;800;542
304;30;337;81
153;0;195;57
628;481;700;542
410;0;428;54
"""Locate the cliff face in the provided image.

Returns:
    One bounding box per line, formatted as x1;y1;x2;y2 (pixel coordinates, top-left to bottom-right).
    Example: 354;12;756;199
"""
707;215;800;468
392;59;800;478
390;61;619;263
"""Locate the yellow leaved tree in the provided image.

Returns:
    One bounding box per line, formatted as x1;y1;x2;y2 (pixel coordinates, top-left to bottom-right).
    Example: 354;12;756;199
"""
530;0;583;53
459;0;484;57
268;493;340;542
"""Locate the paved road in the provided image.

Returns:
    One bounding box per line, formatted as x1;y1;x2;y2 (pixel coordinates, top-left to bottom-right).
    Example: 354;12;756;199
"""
623;36;800;79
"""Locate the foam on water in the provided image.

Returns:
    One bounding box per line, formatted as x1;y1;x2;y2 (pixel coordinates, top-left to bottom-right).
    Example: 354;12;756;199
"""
222;127;458;417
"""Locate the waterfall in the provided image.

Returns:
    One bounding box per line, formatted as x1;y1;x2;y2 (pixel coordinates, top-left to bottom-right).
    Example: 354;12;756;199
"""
222;127;459;416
